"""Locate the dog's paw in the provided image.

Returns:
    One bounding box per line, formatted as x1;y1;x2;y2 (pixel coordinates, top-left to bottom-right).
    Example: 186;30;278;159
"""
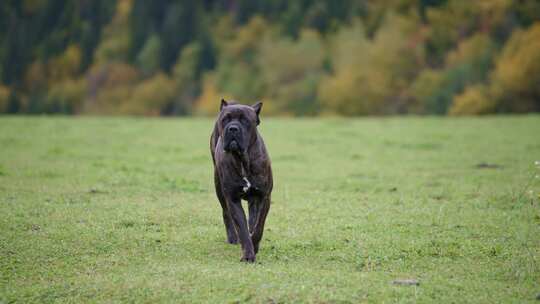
240;254;256;263
227;238;239;245
227;233;239;244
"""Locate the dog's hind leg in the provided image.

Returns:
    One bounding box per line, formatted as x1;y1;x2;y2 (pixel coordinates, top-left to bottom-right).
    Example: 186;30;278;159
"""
214;171;238;244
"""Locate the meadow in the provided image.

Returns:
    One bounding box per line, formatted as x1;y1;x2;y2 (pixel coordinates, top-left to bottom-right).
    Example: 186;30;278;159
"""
0;115;539;303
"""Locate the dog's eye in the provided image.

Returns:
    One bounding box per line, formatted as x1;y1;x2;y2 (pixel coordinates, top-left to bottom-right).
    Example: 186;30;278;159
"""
240;117;251;125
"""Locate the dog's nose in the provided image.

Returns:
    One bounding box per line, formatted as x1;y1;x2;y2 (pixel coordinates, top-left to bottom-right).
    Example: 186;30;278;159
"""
228;125;239;133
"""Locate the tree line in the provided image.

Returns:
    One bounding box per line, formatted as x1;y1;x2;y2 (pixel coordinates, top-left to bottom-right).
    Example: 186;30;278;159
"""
0;0;539;116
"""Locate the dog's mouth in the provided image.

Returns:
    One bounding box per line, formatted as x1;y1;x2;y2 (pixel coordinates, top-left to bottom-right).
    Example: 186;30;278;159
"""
229;140;239;151
224;138;243;153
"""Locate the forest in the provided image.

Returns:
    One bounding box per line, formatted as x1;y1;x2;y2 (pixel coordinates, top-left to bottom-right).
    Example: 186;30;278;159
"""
1;0;539;116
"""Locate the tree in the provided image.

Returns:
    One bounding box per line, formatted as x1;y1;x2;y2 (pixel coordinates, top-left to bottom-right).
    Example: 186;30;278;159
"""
449;84;494;115
136;34;162;75
490;22;540;112
83;62;140;114
0;84;9;113
258;29;325;115
194;74;230;116
213;16;269;102
45;78;87;114
93;0;132;64
319;14;423;115
124;73;176;115
169;42;204;115
412;33;496;114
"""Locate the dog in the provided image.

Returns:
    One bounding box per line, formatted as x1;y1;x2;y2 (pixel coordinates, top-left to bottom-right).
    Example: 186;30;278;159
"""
210;99;273;262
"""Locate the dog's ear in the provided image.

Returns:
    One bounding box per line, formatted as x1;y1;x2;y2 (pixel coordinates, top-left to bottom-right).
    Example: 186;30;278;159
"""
220;99;228;111
252;101;262;125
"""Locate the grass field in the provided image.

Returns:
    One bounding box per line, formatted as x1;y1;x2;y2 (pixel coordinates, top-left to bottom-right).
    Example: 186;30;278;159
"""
1;115;539;303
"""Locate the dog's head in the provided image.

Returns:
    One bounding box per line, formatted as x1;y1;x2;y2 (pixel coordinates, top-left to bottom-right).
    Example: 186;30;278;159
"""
218;99;262;154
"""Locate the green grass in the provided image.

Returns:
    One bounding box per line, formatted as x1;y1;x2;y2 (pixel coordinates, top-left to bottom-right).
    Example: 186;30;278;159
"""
1;115;539;303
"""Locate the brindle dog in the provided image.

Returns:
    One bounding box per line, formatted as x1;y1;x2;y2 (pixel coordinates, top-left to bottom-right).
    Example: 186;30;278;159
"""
210;99;273;262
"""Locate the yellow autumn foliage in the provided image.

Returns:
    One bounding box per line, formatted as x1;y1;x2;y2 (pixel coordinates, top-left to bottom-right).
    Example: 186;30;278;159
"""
94;0;132;64
48;45;82;81
491;22;540;111
84;63;140;114
122;73;177;115
319;14;422;115
0;84;10;112
449;84;495;115
46;78;87;113
194;74;234;116
258;29;325;114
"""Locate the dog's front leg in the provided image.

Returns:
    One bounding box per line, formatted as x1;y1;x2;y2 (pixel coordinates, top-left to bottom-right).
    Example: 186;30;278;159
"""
251;196;270;254
248;199;259;234
227;199;256;262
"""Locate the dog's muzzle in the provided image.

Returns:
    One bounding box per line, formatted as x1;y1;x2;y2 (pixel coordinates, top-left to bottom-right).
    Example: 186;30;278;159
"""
223;123;244;153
